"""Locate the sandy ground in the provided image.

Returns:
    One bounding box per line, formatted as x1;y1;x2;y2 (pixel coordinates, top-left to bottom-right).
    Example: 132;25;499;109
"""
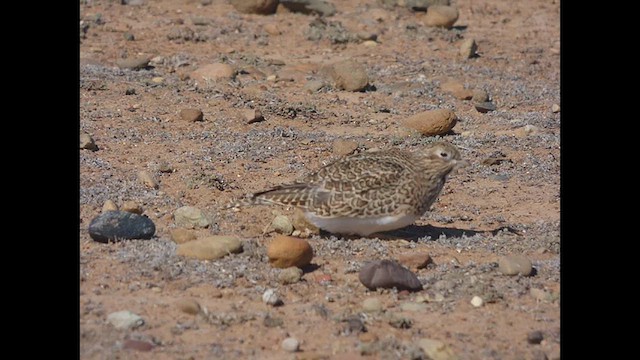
79;0;560;359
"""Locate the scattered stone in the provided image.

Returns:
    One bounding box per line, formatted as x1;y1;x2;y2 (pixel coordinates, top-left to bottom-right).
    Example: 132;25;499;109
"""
513;124;541;137
552;104;560;113
89;211;155;243
170;228;197;244
440;81;473;100
397;252;432;270
281;337;300;352
157;161;173;173
280;0;336;16
292;209;320;234
122;201;143;214
328;59;369;92
102;200;119;213
527;331;544;345
229;0;278;14
498;255;533;276
80;133;99;151
176;235;243;260
116;56;150;70
423;5;459;29
122;339;154;352
460;38;478;58
124;32;135;41
362;298;383;313
243;108;265;124
262;288;283;306
343;316;366;334
191;17;211;26
190;63;235;86
271;215;294;235
267;235;314;268
176;298;201;315
180;108;204;122
404;0;451;11
151;77;164;84
470;296;483;307
358;260;423;292
362;40;377;47
403;109;457;136
475;101;496;113
388;314;413;329
356;32;377;41
167;26;194;41
138;170;159;189
472;89;489;103
333;139;359;157
278;267;304;284
418;338;456;360
174;206;210;229
400;302;428;312
106;310;144;330
305;79;325;93
125;88;136;95
530;288;552;302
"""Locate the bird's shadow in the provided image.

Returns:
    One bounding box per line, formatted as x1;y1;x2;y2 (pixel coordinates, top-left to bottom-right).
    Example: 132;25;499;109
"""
323;224;522;242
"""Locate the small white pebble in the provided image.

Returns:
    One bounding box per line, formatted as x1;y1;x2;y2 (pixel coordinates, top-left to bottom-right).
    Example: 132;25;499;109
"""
281;337;300;352
470;296;483;307
551;103;560;113
262;289;281;306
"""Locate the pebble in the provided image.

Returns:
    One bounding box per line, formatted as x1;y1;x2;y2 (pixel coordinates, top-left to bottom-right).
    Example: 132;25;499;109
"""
80;133;98;151
123;32;135;41
530;288;552;302
243;108;265;124
527;330;544;344
292;209;320;234
404;0;451;10
498;255;533;276
440;81;473;100
362;40;377;47
229;0;278;14
423;5;459;29
328;59;369;92
125;88;136;95
470;295;483;307
262;288;283;306
121;200;143;214
362;297;383;313
138;170;159;189
174;206;210;229
304;80;325;93
332;139;359;157
397;252;432;270
122;339;154;352
267;235;314;268
358;260;423;292
151;77;164;84
459;38;478;58
475;101;496;113
271;215;294;235
169;228;197;244
418;338;456;360
278;267;304;284
180;108;204;122
400;302;428;312
403;109;457;136
166;26;194;41
106;310;144;330
116;56;150;70
102;200;119;212
157;161;173;173
176;235;243;260
190;63;235;86
176;298;201;315
552;104;560;113
280;0;336;16
472;89;490;103
89;211;155;243
281;337;300;352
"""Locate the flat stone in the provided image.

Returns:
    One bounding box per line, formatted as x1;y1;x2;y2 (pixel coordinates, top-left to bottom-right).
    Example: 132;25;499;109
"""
418;338;456;360
176;235;243;260
180;108;204;122
280;0;336;16
174;206;210;229
403;109;457;136
116;56;150;70
106;310;144;330
170;228;197;244
498;255;533;276
362;297;383;313
397;252;432;270
190;63;235;86
423;5;459;29
332;139;359;157
358;260;423;292
229;0;278;14
176;298;201;315
89;211;155;243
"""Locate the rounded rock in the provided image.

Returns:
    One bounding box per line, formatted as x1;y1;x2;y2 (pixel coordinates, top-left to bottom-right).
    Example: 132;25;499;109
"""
243;108;265;124
403;109;457;136
472;89;489;103
418;338;456;360
498;255;533;276
170;228;197;244
423;5;459;29
527;330;544;345
106;310;144;330
229;0;279;14
291;209;320;234
89;211;155;243
470;295;483;307
116;56;150;70
552;104;560;113
278;267;304;284
174;206;210;229
138;171;159;189
176;235;243;260
271;215;294;235
180;108;204;122
80;133;98;151
329;60;369;92
262;288;283;306
397;252;432;270
362;297;383;313
474;101;496;113
460;38;478;58
102;200;119;213
358;260;423;292
267;235;314;268
441;81;473;100
122;200;143;214
281;337;300;352
176;298;201;315
122;339;154;352
190;63;235;86
333;139;359;157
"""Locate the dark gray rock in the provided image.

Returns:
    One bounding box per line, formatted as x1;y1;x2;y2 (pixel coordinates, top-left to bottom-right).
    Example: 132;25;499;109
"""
527;330;544;344
88;211;155;243
358;260;423;291
281;0;336;16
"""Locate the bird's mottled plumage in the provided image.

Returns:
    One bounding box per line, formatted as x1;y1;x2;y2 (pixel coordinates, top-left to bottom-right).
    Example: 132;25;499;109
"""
234;141;466;236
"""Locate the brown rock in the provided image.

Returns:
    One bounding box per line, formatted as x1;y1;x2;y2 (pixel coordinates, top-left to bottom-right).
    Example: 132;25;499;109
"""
243;108;265;124
397;252;432;270
176;298;201;315
229;0;278;14
472;89;489;103
460;38;478;58
102;200;119;213
123;339;154;352
263;23;282;35
80;133;99;151
170;228;197;244
122;201;143;214
267;235;314;268
423;5;459;29
116;56;150;70
190;64;235;86
180;108;204;122
176;235;243;260
333;139;359;157
138;170;159;189
291;209;320;234
403;109;457;136
440;81;473;100
328;60;369;92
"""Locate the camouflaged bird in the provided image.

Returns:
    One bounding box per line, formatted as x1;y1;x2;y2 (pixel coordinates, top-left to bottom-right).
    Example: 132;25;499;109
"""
232;141;467;236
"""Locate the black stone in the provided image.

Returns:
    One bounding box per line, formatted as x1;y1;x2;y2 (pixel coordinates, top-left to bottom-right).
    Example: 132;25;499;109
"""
88;211;155;243
474;101;497;113
527;330;544;345
358;260;423;292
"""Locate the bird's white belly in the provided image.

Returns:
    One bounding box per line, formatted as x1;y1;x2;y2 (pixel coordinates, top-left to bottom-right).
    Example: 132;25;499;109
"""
305;212;419;236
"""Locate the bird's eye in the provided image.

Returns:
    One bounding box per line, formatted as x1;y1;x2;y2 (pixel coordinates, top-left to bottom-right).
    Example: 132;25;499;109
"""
440;152;449;158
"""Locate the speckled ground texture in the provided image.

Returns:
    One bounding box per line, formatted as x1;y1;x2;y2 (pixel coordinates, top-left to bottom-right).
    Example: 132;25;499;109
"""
80;0;560;359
